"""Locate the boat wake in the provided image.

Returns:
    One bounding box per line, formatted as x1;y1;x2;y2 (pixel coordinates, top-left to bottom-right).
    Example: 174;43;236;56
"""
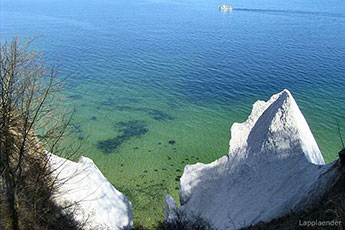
232;8;344;18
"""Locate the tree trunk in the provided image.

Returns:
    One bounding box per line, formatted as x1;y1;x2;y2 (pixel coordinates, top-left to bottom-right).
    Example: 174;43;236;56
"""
6;179;19;230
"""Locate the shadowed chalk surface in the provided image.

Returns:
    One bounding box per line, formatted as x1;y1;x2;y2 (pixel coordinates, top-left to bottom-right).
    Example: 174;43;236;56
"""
49;154;133;230
166;90;340;230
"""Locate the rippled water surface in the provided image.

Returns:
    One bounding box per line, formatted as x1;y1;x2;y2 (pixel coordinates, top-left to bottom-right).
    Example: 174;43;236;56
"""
1;0;345;226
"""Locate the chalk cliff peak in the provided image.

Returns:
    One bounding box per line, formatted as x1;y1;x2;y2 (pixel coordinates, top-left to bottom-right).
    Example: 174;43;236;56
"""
166;90;338;230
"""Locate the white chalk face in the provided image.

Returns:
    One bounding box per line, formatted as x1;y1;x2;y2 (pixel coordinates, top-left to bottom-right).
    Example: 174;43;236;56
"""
167;90;335;230
49;154;133;230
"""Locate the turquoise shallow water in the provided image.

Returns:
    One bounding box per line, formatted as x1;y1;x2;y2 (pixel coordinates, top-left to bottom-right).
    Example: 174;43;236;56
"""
1;0;345;226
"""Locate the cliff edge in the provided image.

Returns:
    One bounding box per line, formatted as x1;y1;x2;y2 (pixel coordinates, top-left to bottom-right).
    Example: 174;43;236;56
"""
49;154;133;230
165;89;341;229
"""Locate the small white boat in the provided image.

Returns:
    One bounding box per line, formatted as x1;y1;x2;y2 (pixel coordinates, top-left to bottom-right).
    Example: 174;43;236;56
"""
219;4;233;11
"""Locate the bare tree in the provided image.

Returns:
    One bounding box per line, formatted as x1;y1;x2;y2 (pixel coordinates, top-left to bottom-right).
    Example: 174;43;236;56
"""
0;37;83;230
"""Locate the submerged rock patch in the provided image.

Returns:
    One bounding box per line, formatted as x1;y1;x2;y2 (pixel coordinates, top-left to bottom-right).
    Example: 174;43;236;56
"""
116;105;135;111
114;105;173;121
168;140;176;145
148;109;174;121
99;97;141;108
97;120;148;153
68;94;82;100
69;123;84;140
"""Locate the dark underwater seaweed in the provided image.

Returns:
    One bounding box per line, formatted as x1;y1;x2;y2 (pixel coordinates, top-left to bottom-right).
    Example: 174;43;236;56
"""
148;109;173;121
69;123;84;140
117;97;141;103
167;101;179;109
115;105;173;121
97;137;124;153
100;97;141;108
116;120;148;137
97;120;149;153
68;94;83;100
116;105;136;111
71;123;81;132
101;98;116;106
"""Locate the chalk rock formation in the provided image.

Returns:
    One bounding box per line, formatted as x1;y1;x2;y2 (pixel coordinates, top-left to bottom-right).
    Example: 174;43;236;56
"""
165;194;179;222
49;154;133;230
165;89;340;230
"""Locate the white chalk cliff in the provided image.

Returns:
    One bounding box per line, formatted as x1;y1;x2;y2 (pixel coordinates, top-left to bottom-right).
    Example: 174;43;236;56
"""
49;154;133;230
165;89;340;229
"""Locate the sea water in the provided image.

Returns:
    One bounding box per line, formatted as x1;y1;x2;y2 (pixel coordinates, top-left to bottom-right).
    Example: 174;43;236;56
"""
1;0;345;226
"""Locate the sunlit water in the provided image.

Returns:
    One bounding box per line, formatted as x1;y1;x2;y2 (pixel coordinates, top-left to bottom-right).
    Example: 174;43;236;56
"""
1;0;345;226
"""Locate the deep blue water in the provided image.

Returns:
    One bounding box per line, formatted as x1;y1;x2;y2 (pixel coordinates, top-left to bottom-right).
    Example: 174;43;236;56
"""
1;0;345;225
